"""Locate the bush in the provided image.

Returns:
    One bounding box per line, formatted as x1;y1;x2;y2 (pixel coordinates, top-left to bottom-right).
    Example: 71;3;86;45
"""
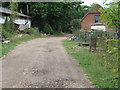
4;17;16;33
0;24;13;39
43;23;54;34
54;31;65;36
25;27;39;35
0;24;2;32
2;29;13;39
70;19;81;29
1;17;18;39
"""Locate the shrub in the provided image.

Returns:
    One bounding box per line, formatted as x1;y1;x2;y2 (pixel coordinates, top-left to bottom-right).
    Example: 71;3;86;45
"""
0;24;2;32
70;19;81;29
0;23;12;39
2;29;12;39
54;31;65;36
3;17;17;33
25;27;39;35
1;17;17;39
43;23;54;34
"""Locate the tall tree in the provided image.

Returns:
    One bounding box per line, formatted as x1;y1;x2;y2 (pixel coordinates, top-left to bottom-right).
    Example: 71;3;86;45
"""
2;2;89;33
28;2;88;33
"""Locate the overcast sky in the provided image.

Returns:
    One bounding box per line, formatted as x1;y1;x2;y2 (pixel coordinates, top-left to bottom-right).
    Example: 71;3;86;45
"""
81;0;114;7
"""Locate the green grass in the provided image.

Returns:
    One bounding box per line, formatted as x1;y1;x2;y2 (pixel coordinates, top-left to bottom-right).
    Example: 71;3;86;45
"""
0;34;41;57
63;40;118;88
0;42;2;57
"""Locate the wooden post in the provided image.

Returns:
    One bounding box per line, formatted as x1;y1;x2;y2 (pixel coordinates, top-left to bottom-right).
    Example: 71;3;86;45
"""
89;31;97;52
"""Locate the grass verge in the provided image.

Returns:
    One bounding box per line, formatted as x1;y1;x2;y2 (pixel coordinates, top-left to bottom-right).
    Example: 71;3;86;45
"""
0;34;41;57
63;40;118;88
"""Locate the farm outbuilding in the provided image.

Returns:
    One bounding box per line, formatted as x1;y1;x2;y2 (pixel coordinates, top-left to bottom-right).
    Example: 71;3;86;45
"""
0;7;31;31
81;4;115;31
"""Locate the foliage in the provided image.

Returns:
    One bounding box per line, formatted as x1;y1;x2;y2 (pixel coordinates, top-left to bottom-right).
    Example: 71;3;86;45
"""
1;1;19;39
2;17;16;38
105;39;118;69
70;19;81;29
8;17;16;32
25;27;39;35
77;29;118;87
3;17;9;32
30;2;74;33
2;2;89;33
2;29;12;39
43;23;54;34
0;24;2;32
63;40;118;88
88;3;98;11
2;2;10;8
53;31;65;36
10;1;18;18
99;2;119;30
9;1;18;32
1;23;12;39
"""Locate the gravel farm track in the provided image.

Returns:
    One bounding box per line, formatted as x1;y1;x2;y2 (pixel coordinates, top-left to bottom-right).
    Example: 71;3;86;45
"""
1;37;94;88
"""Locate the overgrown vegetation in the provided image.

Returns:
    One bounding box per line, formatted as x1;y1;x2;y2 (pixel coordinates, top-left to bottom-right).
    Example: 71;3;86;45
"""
2;18;17;39
2;2;90;33
0;22;45;57
1;24;45;57
65;1;119;88
43;23;54;34
1;2;19;39
99;2;119;31
63;40;118;88
25;27;39;35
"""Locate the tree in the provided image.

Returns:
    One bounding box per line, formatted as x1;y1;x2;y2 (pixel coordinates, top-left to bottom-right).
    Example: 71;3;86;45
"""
2;1;18;34
26;2;88;33
2;2;10;9
9;1;18;32
3;2;89;33
99;2;120;81
99;2;120;32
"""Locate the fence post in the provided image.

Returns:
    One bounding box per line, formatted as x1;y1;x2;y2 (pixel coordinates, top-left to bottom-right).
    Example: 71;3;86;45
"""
89;31;97;52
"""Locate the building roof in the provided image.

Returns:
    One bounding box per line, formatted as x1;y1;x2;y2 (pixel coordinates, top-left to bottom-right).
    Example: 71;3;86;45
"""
81;4;102;22
87;4;102;14
0;7;31;18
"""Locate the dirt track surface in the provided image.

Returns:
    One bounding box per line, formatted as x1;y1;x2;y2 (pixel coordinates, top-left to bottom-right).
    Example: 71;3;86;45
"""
2;37;93;88
0;59;2;89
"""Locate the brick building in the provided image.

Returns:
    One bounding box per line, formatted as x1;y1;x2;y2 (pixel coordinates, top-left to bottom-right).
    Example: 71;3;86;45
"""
81;4;115;31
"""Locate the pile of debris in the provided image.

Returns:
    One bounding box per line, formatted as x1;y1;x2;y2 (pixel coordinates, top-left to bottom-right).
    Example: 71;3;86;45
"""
69;36;79;40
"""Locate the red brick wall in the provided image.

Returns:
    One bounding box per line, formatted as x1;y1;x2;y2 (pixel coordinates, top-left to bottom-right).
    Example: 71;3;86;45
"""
81;13;101;29
81;13;116;31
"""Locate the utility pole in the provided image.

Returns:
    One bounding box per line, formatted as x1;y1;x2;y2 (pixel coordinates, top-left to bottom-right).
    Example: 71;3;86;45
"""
25;3;29;25
27;4;29;15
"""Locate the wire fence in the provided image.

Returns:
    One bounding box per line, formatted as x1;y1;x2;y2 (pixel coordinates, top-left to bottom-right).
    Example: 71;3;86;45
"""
78;30;118;52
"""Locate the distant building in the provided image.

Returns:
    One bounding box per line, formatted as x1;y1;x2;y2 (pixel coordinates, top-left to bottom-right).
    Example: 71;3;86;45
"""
0;7;31;31
81;4;115;31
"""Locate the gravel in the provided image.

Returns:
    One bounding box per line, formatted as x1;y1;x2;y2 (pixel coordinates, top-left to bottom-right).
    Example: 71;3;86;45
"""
2;37;94;88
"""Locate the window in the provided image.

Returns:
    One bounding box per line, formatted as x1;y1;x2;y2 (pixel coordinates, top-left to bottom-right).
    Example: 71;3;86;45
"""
94;15;101;23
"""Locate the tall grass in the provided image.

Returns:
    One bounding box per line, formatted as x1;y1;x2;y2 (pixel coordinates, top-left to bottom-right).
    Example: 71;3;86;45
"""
63;40;118;88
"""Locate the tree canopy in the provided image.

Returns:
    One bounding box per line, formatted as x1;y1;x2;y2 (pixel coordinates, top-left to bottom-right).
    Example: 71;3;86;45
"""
2;2;89;33
99;1;120;32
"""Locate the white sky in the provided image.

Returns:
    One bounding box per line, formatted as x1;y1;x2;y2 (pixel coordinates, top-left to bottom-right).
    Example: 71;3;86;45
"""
81;0;115;7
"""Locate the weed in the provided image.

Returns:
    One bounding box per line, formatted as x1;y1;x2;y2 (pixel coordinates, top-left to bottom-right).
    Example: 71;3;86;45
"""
63;40;118;88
